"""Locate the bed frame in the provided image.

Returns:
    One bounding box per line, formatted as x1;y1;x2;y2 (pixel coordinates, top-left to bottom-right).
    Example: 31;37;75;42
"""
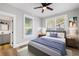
28;44;49;56
28;30;66;56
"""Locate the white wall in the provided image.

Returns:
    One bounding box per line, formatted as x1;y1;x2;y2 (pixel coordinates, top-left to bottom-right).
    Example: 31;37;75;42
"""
0;4;41;48
33;17;41;35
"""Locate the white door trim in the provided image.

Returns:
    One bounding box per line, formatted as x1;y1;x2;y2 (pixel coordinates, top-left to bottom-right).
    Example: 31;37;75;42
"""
0;11;16;47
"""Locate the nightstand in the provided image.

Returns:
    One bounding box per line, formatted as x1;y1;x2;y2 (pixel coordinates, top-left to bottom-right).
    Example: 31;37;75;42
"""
66;37;77;48
38;34;46;37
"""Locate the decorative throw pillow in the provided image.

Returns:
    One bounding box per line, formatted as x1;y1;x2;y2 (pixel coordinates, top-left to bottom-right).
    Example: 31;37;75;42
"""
50;32;58;37
57;33;64;38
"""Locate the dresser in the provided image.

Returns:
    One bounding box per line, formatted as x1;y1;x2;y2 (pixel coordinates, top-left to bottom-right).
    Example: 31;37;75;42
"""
66;36;78;48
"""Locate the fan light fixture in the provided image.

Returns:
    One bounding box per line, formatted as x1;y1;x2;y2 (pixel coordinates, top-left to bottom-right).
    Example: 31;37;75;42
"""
43;7;47;10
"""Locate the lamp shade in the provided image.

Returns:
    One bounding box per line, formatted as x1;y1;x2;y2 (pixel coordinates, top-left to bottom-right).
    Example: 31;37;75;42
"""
37;27;46;34
69;21;73;27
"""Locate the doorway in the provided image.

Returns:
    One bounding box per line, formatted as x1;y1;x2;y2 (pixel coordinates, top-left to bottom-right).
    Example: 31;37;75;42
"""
0;11;15;47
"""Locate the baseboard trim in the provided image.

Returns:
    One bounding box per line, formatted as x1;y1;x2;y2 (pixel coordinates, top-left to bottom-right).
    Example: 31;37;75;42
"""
13;41;29;48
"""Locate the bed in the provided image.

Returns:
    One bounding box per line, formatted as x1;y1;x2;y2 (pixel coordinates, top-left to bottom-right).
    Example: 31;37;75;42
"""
28;30;66;56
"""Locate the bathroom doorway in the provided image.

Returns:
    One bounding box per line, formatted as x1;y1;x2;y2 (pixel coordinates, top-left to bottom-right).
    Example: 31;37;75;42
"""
0;11;15;48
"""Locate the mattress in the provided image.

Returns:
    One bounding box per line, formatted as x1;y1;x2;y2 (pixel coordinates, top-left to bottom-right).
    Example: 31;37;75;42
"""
28;36;66;56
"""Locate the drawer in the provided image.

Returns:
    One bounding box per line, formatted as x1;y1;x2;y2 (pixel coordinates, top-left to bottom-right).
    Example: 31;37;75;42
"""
66;38;77;48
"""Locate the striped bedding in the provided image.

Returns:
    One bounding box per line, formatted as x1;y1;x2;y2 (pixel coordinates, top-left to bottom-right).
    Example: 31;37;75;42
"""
31;37;66;56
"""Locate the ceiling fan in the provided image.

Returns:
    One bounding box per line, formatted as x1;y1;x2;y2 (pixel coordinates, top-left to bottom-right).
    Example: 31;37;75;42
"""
34;3;53;13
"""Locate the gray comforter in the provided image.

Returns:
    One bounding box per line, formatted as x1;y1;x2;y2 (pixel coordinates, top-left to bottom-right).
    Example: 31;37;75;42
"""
31;37;66;56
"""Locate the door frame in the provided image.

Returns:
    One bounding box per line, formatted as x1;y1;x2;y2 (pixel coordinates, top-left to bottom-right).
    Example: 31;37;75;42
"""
0;11;16;47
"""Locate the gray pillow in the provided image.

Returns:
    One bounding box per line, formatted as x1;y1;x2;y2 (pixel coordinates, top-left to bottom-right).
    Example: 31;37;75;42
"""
50;32;58;37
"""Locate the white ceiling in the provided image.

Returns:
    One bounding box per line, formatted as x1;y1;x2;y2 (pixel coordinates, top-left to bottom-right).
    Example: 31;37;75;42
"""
9;3;79;18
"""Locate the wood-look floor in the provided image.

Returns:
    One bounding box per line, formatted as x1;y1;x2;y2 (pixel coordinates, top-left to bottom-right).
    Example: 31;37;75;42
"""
66;47;79;56
0;44;17;56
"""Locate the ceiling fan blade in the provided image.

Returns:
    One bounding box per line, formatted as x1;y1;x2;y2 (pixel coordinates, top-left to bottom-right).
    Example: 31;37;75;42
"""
34;6;42;9
41;3;47;6
47;7;53;11
41;3;52;6
42;9;44;13
46;3;52;6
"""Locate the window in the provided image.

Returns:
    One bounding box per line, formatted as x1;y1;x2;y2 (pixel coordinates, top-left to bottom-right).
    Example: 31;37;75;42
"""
24;17;32;35
46;15;67;30
56;15;65;29
46;18;55;29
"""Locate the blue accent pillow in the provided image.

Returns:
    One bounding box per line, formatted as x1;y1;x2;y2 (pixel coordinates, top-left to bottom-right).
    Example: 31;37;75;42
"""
50;32;58;37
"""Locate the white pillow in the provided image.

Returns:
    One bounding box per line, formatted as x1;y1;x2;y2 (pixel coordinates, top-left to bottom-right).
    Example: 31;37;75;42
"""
58;33;65;38
46;32;50;36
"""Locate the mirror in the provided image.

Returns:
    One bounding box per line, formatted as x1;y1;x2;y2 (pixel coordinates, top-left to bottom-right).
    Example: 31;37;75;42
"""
0;20;9;31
